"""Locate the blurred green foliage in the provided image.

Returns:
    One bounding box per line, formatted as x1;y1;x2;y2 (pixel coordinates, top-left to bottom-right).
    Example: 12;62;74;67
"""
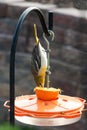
0;123;34;130
0;123;20;130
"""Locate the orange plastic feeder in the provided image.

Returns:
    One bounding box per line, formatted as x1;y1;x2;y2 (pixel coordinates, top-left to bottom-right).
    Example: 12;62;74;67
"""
4;86;87;126
14;94;86;126
4;91;87;126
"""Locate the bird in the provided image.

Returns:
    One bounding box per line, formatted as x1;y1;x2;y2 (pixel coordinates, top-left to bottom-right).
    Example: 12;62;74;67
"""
31;24;47;87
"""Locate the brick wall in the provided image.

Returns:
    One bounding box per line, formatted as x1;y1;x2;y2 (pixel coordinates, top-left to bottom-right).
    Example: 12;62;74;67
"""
26;0;87;9
0;1;87;129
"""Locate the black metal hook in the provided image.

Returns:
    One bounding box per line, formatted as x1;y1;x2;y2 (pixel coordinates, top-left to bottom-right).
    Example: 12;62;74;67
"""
10;7;53;125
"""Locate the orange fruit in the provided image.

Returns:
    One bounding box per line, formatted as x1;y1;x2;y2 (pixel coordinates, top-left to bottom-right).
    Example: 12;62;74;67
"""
34;87;61;101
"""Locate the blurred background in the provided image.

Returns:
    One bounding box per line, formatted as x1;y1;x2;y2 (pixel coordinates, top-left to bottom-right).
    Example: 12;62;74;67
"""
0;0;87;130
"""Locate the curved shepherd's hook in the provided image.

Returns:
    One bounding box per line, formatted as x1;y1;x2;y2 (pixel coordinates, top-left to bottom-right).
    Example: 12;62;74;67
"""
10;7;52;125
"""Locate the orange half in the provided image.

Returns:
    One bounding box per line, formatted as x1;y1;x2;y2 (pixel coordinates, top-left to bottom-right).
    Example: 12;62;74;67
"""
34;87;61;101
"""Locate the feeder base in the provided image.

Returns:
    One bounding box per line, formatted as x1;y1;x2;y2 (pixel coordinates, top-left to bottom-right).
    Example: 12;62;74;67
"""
15;116;81;126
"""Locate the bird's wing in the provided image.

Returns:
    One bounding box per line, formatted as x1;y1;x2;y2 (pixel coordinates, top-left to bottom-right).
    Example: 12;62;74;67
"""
31;45;41;75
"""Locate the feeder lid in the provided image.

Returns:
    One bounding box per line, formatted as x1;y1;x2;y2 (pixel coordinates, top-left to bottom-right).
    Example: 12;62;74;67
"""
15;95;85;113
15;95;85;116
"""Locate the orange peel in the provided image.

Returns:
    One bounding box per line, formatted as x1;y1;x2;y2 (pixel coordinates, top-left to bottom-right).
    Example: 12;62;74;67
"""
34;87;61;101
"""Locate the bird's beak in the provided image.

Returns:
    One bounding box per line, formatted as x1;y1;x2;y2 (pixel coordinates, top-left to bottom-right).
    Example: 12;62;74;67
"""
34;24;39;45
